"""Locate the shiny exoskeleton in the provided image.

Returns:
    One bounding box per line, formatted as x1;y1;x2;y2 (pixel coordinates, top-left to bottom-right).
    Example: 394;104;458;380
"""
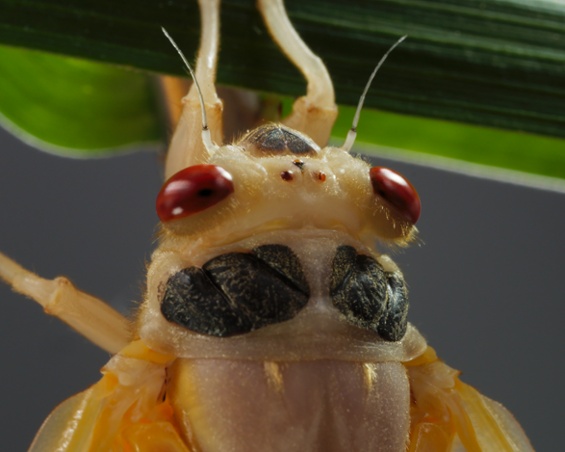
161;244;310;337
0;1;533;451
330;245;408;342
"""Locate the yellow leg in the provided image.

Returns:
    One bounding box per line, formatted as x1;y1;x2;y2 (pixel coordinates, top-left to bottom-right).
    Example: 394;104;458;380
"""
30;341;186;451
165;0;224;177
0;251;130;354
257;0;338;147
406;347;534;451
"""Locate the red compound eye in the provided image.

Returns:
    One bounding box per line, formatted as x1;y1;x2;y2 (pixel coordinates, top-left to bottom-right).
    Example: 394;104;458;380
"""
369;166;421;224
156;165;234;222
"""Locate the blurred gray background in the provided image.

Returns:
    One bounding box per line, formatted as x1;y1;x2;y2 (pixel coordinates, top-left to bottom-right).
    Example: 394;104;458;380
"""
0;125;563;451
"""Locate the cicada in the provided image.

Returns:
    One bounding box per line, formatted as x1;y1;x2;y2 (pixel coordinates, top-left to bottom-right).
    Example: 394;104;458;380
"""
0;0;535;450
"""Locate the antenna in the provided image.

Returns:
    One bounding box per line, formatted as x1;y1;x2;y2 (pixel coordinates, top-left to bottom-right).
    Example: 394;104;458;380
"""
341;35;407;152
161;27;218;154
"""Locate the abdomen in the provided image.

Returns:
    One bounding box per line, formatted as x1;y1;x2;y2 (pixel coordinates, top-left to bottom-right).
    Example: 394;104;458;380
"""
169;358;410;451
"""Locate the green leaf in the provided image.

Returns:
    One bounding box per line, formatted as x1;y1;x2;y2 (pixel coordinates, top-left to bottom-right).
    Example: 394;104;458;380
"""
0;44;162;156
0;0;564;139
333;107;565;185
0;0;564;184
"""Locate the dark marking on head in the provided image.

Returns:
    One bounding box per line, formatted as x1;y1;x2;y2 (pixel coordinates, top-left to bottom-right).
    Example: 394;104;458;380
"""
239;124;320;157
281;170;294;181
293;159;305;170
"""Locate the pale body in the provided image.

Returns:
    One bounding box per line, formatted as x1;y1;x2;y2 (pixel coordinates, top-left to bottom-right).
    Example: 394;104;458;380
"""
139;132;424;449
0;0;534;450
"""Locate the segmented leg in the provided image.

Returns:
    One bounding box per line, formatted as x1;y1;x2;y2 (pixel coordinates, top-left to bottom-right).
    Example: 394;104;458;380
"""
30;341;184;451
406;347;534;451
0;251;130;354
258;0;338;147
165;0;223;177
158;75;191;130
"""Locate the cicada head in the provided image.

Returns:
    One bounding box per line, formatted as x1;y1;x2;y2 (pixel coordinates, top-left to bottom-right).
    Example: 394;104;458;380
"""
139;30;425;362
156;122;420;249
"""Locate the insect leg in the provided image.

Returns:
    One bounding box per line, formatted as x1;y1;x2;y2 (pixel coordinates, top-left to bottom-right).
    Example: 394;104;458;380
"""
165;0;224;177
0;251;130;354
158;76;191;131
258;0;338;147
406;347;534;451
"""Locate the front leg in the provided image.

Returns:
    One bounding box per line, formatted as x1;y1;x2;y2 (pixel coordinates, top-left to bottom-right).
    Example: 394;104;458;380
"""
165;0;224;177
258;0;338;147
0;251;130;353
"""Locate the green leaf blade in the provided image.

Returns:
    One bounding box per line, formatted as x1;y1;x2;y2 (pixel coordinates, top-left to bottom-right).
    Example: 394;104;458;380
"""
0;0;564;139
0;0;564;184
0;45;162;156
333;107;565;183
